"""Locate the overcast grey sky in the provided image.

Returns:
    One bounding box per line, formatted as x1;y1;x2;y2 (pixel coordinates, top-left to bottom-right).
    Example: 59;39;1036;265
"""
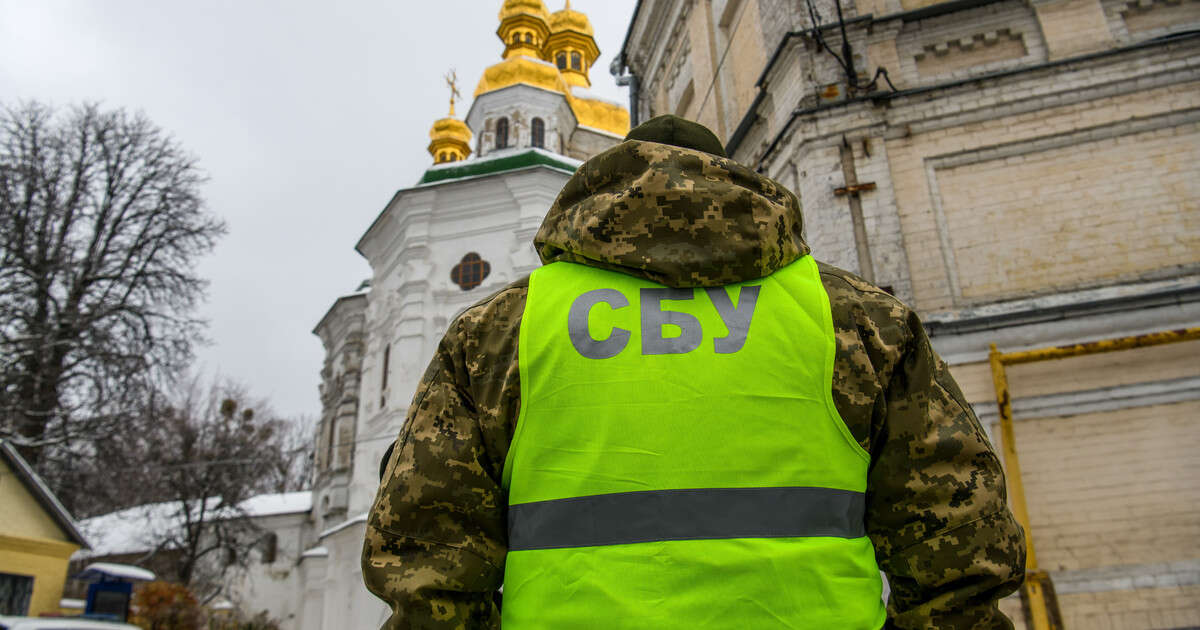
0;0;638;420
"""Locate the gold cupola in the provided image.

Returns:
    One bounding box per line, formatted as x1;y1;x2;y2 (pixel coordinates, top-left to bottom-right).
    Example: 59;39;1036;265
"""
428;72;472;164
497;0;551;60
546;0;600;88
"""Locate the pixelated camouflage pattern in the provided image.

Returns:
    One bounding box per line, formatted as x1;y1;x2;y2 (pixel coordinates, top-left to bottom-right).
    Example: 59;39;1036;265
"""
363;139;1024;629
534;140;809;288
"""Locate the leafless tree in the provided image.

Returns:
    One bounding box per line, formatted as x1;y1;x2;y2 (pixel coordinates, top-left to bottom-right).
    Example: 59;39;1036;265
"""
268;414;316;493
121;378;291;596
0;102;225;471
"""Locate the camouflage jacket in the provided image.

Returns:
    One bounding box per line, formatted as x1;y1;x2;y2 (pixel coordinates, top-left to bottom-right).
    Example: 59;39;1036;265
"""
363;139;1025;629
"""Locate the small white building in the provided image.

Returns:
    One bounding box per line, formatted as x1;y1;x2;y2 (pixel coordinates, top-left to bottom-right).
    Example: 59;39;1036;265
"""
74;491;312;624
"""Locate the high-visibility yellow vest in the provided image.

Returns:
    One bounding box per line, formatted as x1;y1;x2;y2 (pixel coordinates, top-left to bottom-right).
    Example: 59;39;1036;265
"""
502;256;885;629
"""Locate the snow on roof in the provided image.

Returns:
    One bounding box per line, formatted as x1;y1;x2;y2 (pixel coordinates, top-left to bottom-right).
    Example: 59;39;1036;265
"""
76;499;195;557
319;512;368;539
570;86;625;108
514;53;558;70
238;491;312;517
300;545;329;558
78;491;312;558
76;562;156;582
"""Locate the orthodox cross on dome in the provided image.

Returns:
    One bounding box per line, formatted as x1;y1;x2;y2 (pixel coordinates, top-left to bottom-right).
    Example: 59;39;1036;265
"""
445;70;461;117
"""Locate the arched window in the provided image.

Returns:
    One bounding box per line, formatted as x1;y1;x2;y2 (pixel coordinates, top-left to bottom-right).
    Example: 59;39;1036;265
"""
438;151;446;163
495;117;509;149
524;32;533;44
570;51;582;71
531;118;545;149
556;52;568;70
512;33;521;45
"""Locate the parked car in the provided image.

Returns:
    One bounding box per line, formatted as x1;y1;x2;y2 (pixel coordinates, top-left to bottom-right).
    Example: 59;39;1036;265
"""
0;617;139;630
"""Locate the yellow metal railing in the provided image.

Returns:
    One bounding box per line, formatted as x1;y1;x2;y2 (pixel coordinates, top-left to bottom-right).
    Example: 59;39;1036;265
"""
988;326;1200;630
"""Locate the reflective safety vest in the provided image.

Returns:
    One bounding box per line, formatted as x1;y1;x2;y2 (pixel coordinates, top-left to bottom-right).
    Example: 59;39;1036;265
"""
502;256;885;629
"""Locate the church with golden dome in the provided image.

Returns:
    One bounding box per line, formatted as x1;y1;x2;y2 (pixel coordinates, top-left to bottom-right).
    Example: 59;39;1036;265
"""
294;3;632;628
426;0;628;169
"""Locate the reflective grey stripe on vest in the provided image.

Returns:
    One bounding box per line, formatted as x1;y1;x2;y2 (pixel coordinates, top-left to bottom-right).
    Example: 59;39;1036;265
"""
508;486;866;551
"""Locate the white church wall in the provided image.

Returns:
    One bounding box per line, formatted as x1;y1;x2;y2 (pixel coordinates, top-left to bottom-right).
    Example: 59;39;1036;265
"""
466;84;578;156
348;166;576;521
319;523;388;629
224;510;310;626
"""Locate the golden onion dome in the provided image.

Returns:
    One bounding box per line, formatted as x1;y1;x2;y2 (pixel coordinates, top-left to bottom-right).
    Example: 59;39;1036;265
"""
499;0;550;22
474;55;565;96
548;4;593;36
427;116;472;164
430;117;470;143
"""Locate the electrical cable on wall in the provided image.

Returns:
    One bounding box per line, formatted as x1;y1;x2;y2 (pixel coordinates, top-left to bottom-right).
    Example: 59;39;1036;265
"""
803;0;897;95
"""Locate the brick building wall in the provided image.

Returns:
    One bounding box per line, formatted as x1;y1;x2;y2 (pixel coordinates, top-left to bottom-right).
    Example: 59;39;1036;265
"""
618;0;1200;626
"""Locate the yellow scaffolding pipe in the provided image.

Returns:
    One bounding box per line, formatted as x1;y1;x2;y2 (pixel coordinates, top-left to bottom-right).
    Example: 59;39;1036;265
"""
988;326;1200;630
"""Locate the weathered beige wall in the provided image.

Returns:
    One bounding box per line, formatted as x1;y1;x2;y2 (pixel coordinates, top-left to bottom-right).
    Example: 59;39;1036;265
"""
1002;585;1200;630
1034;0;1116;58
936;122;1200;301
951;339;1200;405
888;80;1200;311
721;0;767;132
915;30;1030;77
1121;0;1200;33
1014;399;1199;571
992;400;1200;630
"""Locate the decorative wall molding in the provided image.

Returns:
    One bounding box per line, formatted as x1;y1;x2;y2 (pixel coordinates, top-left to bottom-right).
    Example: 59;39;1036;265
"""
914;28;1029;76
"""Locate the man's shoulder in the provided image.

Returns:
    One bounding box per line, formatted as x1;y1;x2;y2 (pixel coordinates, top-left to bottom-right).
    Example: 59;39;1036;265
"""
443;277;529;352
816;261;913;324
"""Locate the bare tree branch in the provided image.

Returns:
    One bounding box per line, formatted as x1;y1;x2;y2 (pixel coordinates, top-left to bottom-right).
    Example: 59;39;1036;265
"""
0;102;225;507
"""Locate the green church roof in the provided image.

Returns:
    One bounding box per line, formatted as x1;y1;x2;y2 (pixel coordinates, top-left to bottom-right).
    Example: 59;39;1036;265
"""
417;148;581;185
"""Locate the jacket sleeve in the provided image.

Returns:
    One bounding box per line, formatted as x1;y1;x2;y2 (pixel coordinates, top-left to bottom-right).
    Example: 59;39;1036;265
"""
362;284;526;630
867;308;1026;629
820;265;1025;629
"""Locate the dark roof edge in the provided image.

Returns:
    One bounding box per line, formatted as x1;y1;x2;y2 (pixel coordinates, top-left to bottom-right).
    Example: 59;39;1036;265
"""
0;439;89;548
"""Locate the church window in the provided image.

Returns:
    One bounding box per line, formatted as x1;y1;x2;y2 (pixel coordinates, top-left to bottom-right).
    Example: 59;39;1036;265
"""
451;252;492;291
524;32;533;44
512;33;520;45
556;52;567;70
261;532;278;564
532;118;545;148
496;117;509;149
571;51;582;71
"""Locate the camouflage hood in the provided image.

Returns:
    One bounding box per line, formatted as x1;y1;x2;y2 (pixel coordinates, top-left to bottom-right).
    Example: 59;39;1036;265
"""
534;139;809;288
